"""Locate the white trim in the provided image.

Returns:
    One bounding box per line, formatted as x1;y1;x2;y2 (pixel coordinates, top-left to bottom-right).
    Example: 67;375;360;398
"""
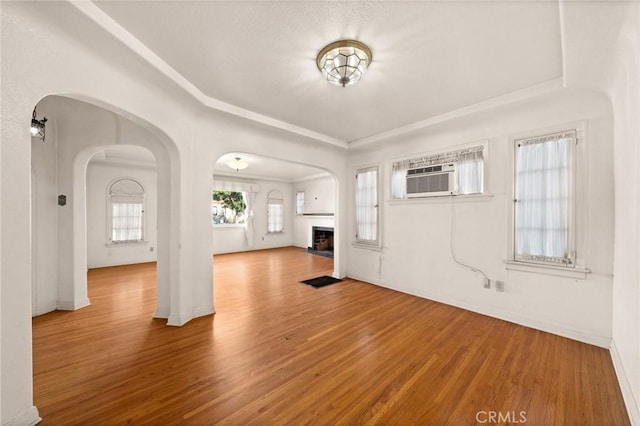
350;79;564;148
354;165;382;249
610;340;640;426
167;312;192;327
506;121;588;271
56;298;91;311
504;260;590;280
68;1;348;150
5;406;41;426
388;193;494;205
347;274;611;348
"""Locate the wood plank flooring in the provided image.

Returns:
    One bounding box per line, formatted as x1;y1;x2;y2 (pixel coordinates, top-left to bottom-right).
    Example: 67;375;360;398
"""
32;247;629;425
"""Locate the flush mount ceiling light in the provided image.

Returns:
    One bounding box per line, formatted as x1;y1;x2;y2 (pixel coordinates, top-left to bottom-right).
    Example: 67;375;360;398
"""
316;40;372;87
227;157;248;172
30;107;48;142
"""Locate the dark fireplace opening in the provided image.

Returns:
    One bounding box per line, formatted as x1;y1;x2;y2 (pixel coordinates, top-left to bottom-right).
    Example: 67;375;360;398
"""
308;226;334;258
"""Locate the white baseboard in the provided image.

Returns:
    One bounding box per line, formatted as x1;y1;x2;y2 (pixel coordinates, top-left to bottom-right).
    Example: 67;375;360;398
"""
5;406;41;426
167;313;191;327
347;274;611;348
32;302;57;317
193;305;215;318
611;340;640;425
56;298;91;311
154;308;169;319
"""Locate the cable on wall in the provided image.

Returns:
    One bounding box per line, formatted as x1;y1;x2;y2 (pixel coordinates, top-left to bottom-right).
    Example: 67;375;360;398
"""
449;195;489;282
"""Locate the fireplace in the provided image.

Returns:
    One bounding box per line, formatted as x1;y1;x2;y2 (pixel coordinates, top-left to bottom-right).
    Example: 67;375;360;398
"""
308;226;334;258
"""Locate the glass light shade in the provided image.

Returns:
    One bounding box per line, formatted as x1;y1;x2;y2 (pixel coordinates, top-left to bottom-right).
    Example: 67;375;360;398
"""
227;157;248;171
316;40;372;87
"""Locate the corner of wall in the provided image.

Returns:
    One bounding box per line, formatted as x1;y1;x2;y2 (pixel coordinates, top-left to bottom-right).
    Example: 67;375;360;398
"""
611;339;640;425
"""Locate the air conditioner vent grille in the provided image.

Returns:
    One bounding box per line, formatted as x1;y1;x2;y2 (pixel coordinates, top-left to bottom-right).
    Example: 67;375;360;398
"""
407;173;450;194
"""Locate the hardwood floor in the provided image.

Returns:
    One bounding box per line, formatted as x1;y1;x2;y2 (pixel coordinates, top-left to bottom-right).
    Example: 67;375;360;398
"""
33;247;629;425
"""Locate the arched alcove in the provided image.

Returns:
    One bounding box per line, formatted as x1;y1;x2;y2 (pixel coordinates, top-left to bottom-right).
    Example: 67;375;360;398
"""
30;95;179;321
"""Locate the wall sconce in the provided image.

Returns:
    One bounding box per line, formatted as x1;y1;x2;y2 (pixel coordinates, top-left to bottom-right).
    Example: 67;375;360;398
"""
30;107;47;142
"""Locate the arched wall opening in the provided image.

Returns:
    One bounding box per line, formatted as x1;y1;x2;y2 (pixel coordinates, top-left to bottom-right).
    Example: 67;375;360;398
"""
211;151;342;300
30;95;179;321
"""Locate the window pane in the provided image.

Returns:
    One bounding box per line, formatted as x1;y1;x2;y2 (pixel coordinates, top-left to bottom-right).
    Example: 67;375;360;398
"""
112;202;143;242
212;190;247;224
515;137;571;263
296;191;305;215
355;167;378;243
268;203;284;233
458;151;483;194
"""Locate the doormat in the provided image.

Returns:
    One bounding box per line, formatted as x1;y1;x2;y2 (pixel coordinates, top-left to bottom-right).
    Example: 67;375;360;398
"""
300;275;343;288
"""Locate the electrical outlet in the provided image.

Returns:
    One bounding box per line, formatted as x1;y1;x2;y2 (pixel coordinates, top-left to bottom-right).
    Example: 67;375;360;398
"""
495;281;505;292
483;278;490;289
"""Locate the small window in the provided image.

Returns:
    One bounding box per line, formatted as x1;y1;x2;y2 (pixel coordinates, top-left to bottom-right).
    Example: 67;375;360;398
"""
514;130;575;265
108;178;145;244
296;191;305;215
212;190;247;225
355;166;379;246
267;190;284;233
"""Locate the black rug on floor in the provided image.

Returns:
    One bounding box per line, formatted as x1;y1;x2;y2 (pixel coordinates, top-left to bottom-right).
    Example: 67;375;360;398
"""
301;275;343;288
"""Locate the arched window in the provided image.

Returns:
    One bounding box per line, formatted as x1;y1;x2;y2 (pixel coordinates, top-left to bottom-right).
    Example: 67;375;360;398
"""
108;178;145;244
267;190;284;234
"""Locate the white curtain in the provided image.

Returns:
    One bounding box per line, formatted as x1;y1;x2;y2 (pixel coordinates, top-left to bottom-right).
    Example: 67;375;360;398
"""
268;201;284;233
457;150;483;194
391;163;407;199
515;136;571;263
111;201;143;242
355;167;378;242
391;145;484;198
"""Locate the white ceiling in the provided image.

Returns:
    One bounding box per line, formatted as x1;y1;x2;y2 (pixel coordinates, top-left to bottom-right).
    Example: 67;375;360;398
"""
214;152;329;183
92;1;563;145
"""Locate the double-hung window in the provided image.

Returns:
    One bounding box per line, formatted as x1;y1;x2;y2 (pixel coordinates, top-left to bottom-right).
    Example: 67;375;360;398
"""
355;166;379;246
267;190;284;233
108;178;145;244
295;191;305;215
514;130;575;266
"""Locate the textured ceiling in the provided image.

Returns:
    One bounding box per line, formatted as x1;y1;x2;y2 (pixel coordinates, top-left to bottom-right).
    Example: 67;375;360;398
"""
93;1;563;144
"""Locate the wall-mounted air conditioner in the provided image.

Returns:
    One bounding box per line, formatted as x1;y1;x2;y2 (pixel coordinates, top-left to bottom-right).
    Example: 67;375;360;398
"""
406;163;457;198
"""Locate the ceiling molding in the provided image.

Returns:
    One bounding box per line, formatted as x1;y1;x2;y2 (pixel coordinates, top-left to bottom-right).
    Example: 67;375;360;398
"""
349;78;565;149
213;171;298;184
70;1;564;153
70;1;348;150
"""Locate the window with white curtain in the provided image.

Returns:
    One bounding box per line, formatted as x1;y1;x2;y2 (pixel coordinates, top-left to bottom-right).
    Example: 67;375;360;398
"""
108;178;145;244
296;191;305;215
267;190;284;233
355;166;379;246
514;130;575;266
391;145;485;198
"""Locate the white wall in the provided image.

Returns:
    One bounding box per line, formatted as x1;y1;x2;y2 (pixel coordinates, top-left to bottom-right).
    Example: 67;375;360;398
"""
1;2;349;423
607;4;640;424
347;90;615;348
212;178;293;254
31;98;59;317
86;160;158;268
293;175;336;248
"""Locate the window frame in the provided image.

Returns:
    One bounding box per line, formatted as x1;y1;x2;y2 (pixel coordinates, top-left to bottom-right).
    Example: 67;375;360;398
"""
106;177;146;246
267;190;284;234
389;141;489;201
354;165;381;249
295;191;305;215
505;121;590;278
211;189;248;226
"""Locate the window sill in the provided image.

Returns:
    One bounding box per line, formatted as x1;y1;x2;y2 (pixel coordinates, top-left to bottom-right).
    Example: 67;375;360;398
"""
106;241;148;248
353;243;383;252
504;260;590;280
388;193;494;205
212;224;246;229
